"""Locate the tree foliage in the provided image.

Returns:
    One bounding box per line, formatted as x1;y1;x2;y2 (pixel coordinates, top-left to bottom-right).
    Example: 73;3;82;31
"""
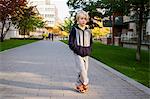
12;5;45;36
92;23;110;38
0;0;26;42
0;0;45;40
58;17;74;33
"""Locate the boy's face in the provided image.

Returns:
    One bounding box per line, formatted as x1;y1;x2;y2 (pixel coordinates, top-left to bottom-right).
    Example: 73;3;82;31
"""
78;14;88;27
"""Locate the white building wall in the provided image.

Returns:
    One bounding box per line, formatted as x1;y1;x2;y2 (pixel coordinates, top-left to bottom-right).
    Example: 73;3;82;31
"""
28;0;57;27
5;27;19;39
146;19;150;35
129;23;136;35
0;22;19;40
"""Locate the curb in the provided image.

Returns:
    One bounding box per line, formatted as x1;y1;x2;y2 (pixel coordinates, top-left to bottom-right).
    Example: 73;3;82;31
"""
90;57;150;95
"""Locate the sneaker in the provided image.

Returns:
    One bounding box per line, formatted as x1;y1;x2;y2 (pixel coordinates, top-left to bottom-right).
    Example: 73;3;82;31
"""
82;84;88;92
75;84;85;93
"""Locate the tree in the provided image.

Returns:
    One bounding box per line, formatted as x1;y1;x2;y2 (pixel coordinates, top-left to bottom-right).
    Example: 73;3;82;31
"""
58;17;74;33
0;0;26;42
34;16;45;28
12;5;45;39
57;17;74;39
92;18;110;38
128;0;149;61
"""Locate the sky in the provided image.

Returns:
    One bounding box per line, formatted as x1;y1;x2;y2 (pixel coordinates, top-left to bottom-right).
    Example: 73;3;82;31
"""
51;0;70;21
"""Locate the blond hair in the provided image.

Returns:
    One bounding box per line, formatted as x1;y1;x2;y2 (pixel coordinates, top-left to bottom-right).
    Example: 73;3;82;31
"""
76;10;89;22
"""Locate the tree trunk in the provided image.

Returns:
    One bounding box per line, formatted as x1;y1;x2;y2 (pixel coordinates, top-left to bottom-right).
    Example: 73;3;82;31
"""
112;13;115;45
136;4;144;62
1;20;6;42
24;29;26;40
3;22;11;40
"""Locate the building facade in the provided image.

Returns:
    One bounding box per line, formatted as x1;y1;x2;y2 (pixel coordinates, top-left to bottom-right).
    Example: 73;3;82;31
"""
28;0;57;27
101;11;150;50
121;12;150;50
122;15;150;44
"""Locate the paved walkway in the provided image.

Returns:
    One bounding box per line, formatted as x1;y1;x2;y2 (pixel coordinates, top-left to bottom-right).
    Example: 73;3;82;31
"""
0;40;149;99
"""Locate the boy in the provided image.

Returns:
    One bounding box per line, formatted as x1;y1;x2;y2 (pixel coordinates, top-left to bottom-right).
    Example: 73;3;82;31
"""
68;10;92;93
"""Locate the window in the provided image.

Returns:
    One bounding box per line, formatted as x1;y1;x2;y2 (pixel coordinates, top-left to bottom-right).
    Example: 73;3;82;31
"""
45;14;54;18
40;14;44;17
45;8;51;11
47;21;54;24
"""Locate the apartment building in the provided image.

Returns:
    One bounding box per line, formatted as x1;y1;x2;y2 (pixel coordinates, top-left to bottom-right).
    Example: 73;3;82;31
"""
28;0;57;27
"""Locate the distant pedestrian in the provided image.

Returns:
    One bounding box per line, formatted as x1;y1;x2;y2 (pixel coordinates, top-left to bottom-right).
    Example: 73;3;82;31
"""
48;33;51;40
51;33;54;41
68;10;93;93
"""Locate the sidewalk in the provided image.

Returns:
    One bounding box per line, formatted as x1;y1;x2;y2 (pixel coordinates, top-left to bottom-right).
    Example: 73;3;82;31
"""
0;40;149;99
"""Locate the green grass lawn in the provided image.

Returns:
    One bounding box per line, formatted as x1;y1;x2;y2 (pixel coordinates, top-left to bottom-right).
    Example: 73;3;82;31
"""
61;40;150;88
0;39;38;52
